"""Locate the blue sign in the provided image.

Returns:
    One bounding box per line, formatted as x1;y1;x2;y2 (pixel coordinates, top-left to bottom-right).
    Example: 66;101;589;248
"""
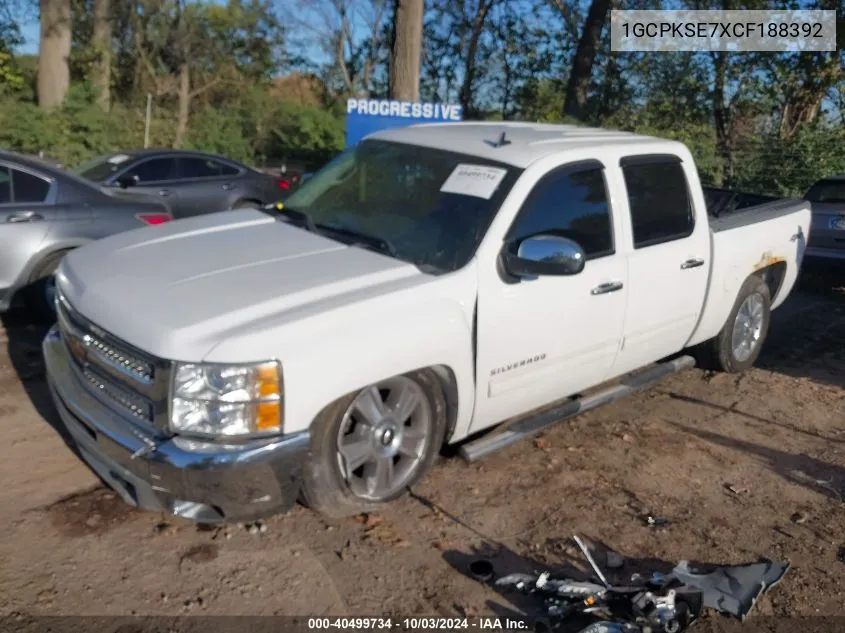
346;98;463;148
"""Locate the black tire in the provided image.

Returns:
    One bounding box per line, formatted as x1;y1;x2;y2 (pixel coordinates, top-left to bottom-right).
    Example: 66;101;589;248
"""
23;250;69;323
300;369;447;519
697;274;771;373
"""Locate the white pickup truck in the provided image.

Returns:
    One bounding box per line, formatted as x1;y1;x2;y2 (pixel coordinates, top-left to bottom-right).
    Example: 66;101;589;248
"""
43;123;811;523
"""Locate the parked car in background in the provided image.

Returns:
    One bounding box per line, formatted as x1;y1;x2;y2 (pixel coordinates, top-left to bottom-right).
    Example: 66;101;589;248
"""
803;175;845;263
256;164;305;194
73;149;288;218
0;150;173;320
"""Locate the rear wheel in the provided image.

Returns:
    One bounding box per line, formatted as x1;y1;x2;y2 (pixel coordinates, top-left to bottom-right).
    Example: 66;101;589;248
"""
300;370;447;518
698;275;771;373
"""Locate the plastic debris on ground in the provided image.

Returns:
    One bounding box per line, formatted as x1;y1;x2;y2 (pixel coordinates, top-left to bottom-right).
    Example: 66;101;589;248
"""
468;534;789;633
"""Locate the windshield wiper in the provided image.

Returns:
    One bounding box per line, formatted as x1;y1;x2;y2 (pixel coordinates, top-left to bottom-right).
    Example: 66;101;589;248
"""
316;224;398;258
279;207;317;232
277;208;397;258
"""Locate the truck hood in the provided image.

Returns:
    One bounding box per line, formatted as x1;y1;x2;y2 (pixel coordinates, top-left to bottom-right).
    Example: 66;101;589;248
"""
56;209;425;360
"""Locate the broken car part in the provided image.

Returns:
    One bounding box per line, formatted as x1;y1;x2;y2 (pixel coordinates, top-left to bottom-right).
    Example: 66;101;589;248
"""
470;534;787;633
670;560;790;621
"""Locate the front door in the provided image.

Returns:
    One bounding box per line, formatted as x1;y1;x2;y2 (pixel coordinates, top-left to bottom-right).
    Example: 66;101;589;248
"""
116;157;185;216
472;160;628;432
610;154;711;376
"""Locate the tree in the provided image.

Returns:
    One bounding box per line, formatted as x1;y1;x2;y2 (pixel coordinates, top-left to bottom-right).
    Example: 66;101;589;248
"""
389;0;423;100
281;0;390;97
560;0;610;120
37;0;72;109
91;0;111;110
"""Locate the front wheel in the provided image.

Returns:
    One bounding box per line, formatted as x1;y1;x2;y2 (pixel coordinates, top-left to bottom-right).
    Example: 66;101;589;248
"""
699;275;771;373
300;370;447;518
23;251;68;323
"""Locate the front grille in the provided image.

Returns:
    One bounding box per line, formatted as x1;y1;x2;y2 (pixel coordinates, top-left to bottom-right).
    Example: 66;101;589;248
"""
56;293;169;431
82;334;154;384
82;367;154;421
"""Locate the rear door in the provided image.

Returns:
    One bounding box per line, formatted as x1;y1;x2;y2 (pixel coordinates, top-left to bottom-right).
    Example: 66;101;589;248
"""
173;157;244;216
0;163;59;294
610;154;711;376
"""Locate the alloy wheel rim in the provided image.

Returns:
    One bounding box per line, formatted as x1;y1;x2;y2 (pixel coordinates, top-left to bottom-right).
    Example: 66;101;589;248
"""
336;376;432;501
731;293;765;363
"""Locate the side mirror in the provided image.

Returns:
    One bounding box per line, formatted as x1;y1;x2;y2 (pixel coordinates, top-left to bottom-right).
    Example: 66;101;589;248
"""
116;173;139;189
501;234;586;278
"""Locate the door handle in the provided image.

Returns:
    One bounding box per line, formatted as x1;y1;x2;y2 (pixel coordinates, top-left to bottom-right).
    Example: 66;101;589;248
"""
680;258;705;269
157;189;171;197
6;212;44;223
591;281;624;295
221;183;234;191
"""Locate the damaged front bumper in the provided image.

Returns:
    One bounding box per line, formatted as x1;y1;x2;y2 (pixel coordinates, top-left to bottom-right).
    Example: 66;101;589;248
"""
43;325;310;524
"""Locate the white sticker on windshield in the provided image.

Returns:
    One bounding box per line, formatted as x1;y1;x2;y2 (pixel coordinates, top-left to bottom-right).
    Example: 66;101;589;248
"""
108;154;131;164
440;164;508;200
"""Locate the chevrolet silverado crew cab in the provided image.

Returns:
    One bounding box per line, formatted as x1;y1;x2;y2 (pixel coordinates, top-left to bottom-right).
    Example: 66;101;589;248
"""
43;123;811;523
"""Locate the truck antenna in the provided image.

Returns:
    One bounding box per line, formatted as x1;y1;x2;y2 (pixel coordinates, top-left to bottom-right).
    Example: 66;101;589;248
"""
486;131;511;148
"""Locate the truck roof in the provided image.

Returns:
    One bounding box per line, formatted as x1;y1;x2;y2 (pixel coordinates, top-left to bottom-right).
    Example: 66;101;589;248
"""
366;121;682;169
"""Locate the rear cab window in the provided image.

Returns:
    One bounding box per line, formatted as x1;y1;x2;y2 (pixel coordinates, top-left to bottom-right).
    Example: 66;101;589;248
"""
620;155;695;248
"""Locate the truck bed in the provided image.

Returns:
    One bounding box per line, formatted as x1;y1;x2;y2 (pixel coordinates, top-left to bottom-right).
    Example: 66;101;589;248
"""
686;188;812;350
704;186;807;233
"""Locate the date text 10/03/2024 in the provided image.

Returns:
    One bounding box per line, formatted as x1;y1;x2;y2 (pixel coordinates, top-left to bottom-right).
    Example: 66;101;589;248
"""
307;618;530;631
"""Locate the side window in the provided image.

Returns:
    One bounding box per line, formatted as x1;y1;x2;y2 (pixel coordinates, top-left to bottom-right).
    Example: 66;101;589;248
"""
0;167;10;204
621;158;694;248
217;161;239;177
508;164;614;259
126;158;178;183
13;169;51;203
179;157;238;179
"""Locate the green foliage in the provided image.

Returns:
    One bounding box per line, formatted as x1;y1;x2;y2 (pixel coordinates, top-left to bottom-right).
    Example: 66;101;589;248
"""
0;19;24;94
2;0;842;193
184;106;256;163
271;103;345;153
0;80;345;169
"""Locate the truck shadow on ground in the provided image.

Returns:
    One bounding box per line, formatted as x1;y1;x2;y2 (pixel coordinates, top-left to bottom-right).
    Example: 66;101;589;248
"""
668;421;844;503
1;311;81;460
750;268;845;390
656;391;845;448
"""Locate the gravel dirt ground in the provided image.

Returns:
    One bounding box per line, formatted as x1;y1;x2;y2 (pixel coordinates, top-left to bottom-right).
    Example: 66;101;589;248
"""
0;268;842;629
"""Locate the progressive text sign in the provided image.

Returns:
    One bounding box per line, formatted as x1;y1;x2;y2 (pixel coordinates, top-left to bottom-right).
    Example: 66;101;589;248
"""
346;98;463;148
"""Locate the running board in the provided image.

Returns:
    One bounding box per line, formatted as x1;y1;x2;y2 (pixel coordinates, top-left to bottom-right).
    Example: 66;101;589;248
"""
459;354;696;463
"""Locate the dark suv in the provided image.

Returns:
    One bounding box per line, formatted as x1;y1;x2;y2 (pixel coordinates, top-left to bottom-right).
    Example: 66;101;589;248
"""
74;149;287;218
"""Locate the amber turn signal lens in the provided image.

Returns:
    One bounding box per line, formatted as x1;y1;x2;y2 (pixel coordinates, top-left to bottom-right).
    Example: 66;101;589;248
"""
255;401;281;431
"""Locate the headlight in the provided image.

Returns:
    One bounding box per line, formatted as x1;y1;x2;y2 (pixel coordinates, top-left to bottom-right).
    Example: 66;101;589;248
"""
170;361;282;437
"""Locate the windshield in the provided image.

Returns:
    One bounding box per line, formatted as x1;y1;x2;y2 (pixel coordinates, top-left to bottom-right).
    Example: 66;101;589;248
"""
280;139;521;273
73;153;135;181
805;180;845;204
